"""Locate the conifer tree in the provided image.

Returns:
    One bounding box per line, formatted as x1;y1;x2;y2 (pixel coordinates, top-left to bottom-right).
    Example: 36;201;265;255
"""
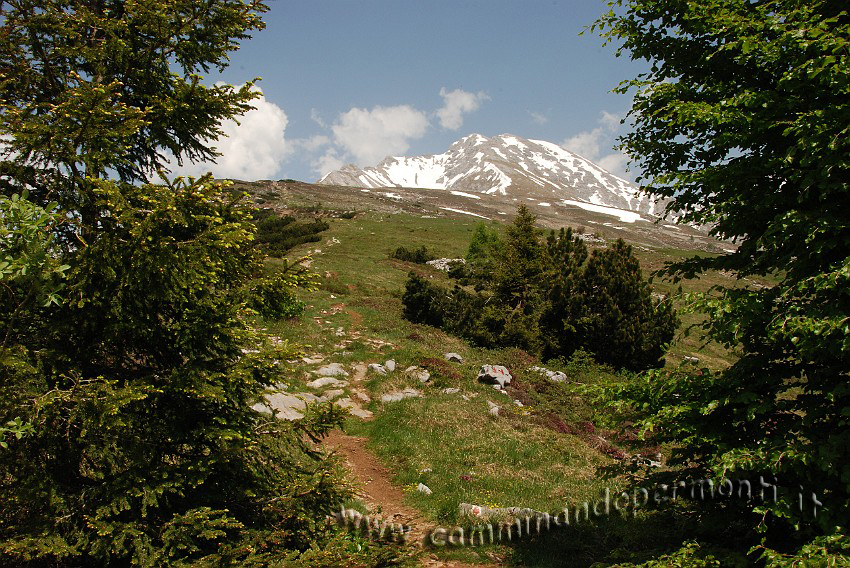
539;227;588;360
492;205;546;311
570;239;676;370
0;2;365;565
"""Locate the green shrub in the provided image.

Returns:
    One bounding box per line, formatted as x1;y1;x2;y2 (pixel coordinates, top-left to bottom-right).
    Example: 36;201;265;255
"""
401;273;445;327
389;245;436;264
252;209;330;257
0;179;352;566
401;207;676;371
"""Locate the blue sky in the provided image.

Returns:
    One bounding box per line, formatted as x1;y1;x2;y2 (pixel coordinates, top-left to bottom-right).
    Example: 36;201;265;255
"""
174;0;649;183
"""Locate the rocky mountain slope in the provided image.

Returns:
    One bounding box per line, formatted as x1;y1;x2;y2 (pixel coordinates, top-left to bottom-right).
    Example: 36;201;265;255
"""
318;133;663;216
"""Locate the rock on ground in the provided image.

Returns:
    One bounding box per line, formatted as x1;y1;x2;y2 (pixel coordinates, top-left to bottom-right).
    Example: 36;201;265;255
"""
368;363;388;375
255;392;320;421
380;388;422;403
306;377;349;389
444;352;463;363
478;365;512;388
405;366;431;383
336;397;374;420
316;363;349;377
528;365;567;383
487;400;501;416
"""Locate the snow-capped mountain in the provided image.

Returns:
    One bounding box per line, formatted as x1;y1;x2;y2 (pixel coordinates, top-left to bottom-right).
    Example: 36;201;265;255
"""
318;134;662;216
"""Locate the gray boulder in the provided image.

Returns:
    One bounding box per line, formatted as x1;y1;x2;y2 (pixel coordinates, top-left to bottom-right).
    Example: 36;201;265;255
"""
405;366;431;383
336;397;374;420
318;389;346;402
306;377;348;389
487;400;500;416
528;366;567;383
477;365;512;389
257;392;320;421
445;352;464;363
316;363;349;377
380;388;422;403
384;359;396;372
368;363;388;375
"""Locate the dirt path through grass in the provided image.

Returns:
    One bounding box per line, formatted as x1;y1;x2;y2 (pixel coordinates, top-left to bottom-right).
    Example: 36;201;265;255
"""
323;429;503;567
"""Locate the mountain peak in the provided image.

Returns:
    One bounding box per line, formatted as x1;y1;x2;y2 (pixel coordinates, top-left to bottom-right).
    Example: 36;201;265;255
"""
318;134;660;216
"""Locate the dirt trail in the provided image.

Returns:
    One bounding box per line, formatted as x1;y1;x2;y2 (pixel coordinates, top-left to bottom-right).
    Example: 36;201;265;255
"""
323;430;503;568
320;306;502;566
324;430;427;539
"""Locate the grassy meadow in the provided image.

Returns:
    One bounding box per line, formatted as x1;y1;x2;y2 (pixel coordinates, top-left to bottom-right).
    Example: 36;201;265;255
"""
259;206;755;566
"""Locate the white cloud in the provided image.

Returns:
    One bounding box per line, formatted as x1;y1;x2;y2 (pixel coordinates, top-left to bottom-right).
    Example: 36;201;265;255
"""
562;111;633;180
292;134;331;153
310;108;326;128
562;129;604;161
598;153;630;180
170;87;289;180
301;88;487;178
436;88;489;130
529;110;549;125
331;105;429;165
313;148;346;177
599;110;622;130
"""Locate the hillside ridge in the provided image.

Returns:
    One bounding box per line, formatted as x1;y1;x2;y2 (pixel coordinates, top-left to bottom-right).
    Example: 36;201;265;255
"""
318;133;662;216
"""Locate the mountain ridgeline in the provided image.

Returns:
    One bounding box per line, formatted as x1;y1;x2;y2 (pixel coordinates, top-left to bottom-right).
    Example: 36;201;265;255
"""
319;133;663;217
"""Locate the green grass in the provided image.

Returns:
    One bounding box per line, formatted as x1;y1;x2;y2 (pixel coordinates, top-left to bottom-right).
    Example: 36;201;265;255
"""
255;209;757;566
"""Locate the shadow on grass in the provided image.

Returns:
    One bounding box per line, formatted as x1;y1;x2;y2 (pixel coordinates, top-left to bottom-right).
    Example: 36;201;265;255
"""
423;502;756;567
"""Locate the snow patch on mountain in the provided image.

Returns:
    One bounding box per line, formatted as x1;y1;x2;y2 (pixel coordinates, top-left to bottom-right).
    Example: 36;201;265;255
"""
318;133;663;217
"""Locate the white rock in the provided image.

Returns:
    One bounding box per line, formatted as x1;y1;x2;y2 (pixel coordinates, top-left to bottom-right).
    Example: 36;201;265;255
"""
368;363;388;375
335;397;374;419
487;400;500;416
417;483;433;495
528;366;567;383
318;389;346;402
478;365;512;388
384;359;396;372
443;387;460;394
444;352;464;363
354;391;371;403
307;377;349;389
426;258;466;272
380;388;422;403
260;392;321;421
316;363;349;377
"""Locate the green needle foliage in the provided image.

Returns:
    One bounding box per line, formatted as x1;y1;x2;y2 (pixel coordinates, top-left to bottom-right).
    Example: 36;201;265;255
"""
0;1;385;565
594;0;850;562
1;178;352;565
0;0;266;220
403;207;677;371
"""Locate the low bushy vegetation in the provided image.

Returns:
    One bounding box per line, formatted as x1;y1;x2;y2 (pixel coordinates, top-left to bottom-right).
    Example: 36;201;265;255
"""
253;208;330;257
0;179;366;565
389;245;437;264
402;207;678;371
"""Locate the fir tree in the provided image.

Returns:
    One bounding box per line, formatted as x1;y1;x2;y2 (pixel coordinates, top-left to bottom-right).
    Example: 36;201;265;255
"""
0;1;365;564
